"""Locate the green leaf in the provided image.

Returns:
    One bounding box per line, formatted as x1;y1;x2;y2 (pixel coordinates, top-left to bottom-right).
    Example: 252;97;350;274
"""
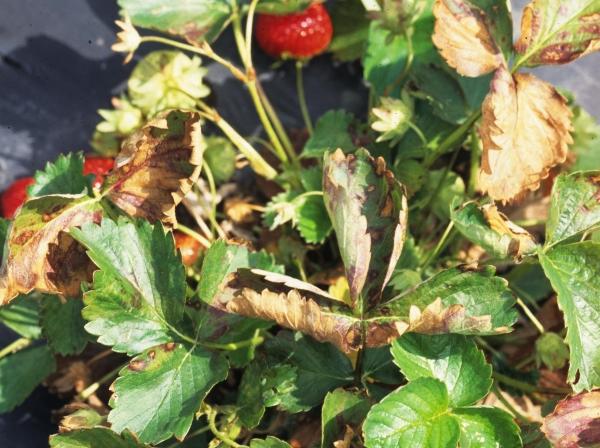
452;200;538;259
323;148;408;310
296;195;332;244
570;104;600;172
0;344;56;412
539;242;600;391
362;346;403;385
363;377;460;448
301;111;355;159
203;136;237;184
454;407;521;448
546;172;600;246
28;152;92;198
0;294;41;339
255;0;312;14
419;170;464;220
391;334;492;407
40;295;88;355
266;332;354;412
505;263;552;304
322;389;371;447
0;218;9;257
329;0;370;61
249;436;292;448
109;342;228;444
198;240;282;304
378;265;518;335
515;0;600;67
50;428;145;448
117;0;231;43
72;218;185;333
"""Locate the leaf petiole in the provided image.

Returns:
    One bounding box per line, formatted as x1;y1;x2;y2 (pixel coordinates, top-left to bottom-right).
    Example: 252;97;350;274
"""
296;61;314;135
0;337;32;361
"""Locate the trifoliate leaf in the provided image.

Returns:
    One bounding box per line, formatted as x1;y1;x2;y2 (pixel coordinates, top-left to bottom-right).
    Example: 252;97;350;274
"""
265;332;354;412
72;218;185;354
328;0;370;61
377;265;518;335
128;51;210;117
0;194;103;305
40;295;88;355
535;332;569;370
323;148;408;311
542;390;600;447
108;342;228;444
28;152;92;198
105;110;203;226
117;0;231;44
203;136;237;184
322;389;371;447
301;111;355;159
50;428;145;448
546;172;600;246
452;200;538;259
478;66;572;203
570;104;600;172
249;437;292;448
363;378;460;448
198;240;282;304
391;334;492;407
0;344;56;412
432;0;512;77
515;0;600;67
0;293;41;339
539;242;600;391
453;407;521;448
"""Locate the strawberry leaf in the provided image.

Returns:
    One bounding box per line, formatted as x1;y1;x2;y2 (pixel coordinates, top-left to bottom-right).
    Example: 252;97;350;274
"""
301;110;355;159
40;295;88;355
329;0;370;61
453;407;521;447
323;148;408;311
321;388;371;447
117;0;232;44
108;342;228;444
72;218;185;354
28;152;93;198
391;334;492;407
542;390;600;447
50;428;146;448
0;294;41;339
539;242;600;391
250;437;292;448
0;344;56;413
546;172;600;246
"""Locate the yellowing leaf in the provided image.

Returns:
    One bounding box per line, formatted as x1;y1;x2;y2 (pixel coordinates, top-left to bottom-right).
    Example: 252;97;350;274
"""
479;67;572;203
481;203;538;257
0;195;102;305
515;0;600;67
105;110;203;226
432;0;508;77
542;390;600;447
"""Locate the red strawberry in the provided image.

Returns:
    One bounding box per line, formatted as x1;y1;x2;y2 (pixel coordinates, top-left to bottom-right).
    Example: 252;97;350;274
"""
1;177;34;218
255;4;333;59
174;231;203;266
84;156;114;189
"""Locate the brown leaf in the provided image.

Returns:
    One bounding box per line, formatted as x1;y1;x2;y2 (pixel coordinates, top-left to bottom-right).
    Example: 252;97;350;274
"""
106;110;203;226
479;67;572;203
481;203;538;258
542;390;600;448
432;0;506;77
0;194;103;305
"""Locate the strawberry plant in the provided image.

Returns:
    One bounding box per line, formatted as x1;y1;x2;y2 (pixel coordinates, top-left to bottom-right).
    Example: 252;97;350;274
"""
1;0;600;447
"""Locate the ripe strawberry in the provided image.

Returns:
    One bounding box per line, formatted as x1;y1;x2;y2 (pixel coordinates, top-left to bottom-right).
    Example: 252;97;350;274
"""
1;177;34;218
174;231;203;266
84;156;114;189
255;4;333;59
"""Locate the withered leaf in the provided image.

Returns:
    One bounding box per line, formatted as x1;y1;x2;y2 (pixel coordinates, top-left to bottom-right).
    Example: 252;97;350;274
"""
211;269;362;353
515;0;600;67
542;390;600;448
479;66;572;203
0;194;103;305
432;0;512;77
105;110;203;226
323;148;407;311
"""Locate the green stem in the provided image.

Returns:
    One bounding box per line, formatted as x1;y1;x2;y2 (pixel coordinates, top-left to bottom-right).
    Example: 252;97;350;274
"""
0;337;31;360
384;29;414;96
491;382;531;423
77;363;126;401
201;332;264;351
467;129;480;196
245;0;260;68
203;164;227;239
206;405;247;448
425;109;481;168
422;143;462;216
296;61;313;135
420;222;455;271
407;121;427;146
493;372;572;395
256;82;296;160
166;425;210;448
517;297;545;335
177;223;212;248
